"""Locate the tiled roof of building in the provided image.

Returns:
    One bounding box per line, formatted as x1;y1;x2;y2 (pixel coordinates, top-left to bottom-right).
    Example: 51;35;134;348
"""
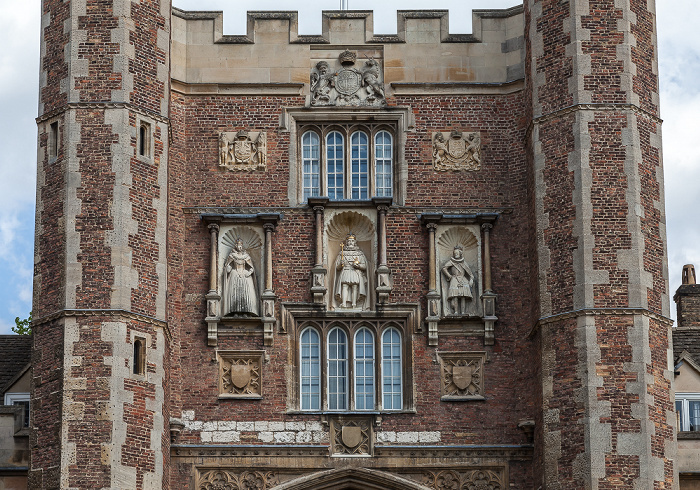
672;327;700;366
0;335;31;394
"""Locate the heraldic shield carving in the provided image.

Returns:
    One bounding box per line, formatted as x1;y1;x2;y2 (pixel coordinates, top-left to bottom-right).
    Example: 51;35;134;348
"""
310;50;386;107
218;350;264;398
331;417;372;456
432;130;482;171
438;351;486;400
219;130;267;171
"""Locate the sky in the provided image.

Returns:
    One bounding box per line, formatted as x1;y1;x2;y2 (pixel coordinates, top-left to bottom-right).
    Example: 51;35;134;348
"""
0;0;697;334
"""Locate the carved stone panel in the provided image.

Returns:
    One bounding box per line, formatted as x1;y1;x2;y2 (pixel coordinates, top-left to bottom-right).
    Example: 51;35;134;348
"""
330;416;373;456
438;351;486;400
432;130;482;171
415;468;505;490
219;130;267;171
218;350;264;399
310;50;386;108
196;469;279;490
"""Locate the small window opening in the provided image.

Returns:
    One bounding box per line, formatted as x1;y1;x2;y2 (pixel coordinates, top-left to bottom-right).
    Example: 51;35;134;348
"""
133;337;146;375
49;121;58;159
138;122;150;158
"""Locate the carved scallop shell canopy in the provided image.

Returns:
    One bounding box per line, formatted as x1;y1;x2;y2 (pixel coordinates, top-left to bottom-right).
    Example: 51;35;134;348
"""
437;227;478;257
326;211;375;242
222;226;263;252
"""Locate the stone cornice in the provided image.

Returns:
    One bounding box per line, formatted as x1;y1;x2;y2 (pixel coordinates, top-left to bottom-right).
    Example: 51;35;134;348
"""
529;307;673;338
36;102;170;125
183;206;513;216
527;103;662;141
32;309;171;341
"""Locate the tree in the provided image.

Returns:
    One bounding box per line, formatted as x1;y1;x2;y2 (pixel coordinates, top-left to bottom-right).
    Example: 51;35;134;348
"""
13;312;32;335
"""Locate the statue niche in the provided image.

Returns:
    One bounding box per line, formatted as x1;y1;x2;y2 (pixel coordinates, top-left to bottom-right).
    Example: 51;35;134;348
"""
221;228;262;317
326;211;375;312
437;227;481;318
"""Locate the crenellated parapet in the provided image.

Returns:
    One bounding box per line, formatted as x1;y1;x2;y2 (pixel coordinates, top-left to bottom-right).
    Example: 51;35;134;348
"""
171;7;525;91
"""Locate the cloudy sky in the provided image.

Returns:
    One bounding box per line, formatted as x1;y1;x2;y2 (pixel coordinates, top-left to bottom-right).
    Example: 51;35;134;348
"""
0;0;696;334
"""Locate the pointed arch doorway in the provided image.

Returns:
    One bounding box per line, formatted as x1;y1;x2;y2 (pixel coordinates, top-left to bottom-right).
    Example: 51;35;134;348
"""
272;467;432;490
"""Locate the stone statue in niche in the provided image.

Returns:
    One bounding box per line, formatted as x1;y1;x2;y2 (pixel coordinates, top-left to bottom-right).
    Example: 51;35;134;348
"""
218;130;266;171
334;233;368;309
441;245;476;316
432;130;482;171
309;50;386;108
223;238;259;317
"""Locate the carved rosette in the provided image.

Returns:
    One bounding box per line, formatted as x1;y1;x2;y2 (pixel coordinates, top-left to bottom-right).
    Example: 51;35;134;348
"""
219;130;267;171
330;418;372;456
419;469;505;490
218;350;264;398
438;352;486;400
432;130;482;171
197;469;279;490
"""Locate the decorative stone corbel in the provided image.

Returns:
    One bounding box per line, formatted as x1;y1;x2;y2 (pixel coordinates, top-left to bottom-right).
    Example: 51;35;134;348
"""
308;197;329;305
205;223;221;346
481;223;497;346
373;197;393;304
169;418;185;444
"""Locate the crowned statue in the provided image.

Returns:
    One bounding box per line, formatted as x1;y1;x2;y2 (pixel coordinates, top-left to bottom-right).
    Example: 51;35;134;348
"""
334;233;368;309
223;238;259;316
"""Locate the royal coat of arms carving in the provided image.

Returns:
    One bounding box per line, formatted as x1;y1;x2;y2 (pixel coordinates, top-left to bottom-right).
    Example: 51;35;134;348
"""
310;50;386;107
219;130;267;171
432;130;482;171
218;350;264;398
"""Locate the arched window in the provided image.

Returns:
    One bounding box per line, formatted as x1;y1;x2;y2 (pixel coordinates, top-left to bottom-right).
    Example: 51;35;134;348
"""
354;328;375;410
327;327;348;410
326;131;344;200
374;131;392;197
302;131;320;201
381;328;402;410
300;327;321;410
133;337;146;375
350;131;369;199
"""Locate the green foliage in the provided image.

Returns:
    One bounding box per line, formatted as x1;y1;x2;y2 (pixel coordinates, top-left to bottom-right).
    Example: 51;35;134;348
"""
12;312;32;335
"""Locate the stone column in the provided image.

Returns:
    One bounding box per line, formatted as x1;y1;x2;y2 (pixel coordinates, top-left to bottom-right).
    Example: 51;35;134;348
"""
261;221;277;346
206;223;221;346
374;197;393;303
308;197;329;304
480;223;496;346
424;220;441;346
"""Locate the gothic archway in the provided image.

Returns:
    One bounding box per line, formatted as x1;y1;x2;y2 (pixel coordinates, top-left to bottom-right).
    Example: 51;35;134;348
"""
272;467;432;490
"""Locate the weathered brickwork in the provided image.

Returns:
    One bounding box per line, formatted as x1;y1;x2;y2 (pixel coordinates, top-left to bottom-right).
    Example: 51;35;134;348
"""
33;1;673;488
526;0;673;488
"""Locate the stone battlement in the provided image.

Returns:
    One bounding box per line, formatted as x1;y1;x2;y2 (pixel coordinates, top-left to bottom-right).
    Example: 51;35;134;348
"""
171;7;524;89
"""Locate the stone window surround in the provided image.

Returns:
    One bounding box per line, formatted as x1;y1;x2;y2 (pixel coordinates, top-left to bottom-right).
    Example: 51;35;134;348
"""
280;106;414;207
299;123;395;202
282;306;418;414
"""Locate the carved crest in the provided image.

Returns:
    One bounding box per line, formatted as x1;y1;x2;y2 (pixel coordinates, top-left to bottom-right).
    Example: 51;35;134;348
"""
230;364;251;390
218;351;264;398
219;130;267;171
451;364;474;391
310;51;386;107
432;130;482;171
341;426;363;448
438;352;486;400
